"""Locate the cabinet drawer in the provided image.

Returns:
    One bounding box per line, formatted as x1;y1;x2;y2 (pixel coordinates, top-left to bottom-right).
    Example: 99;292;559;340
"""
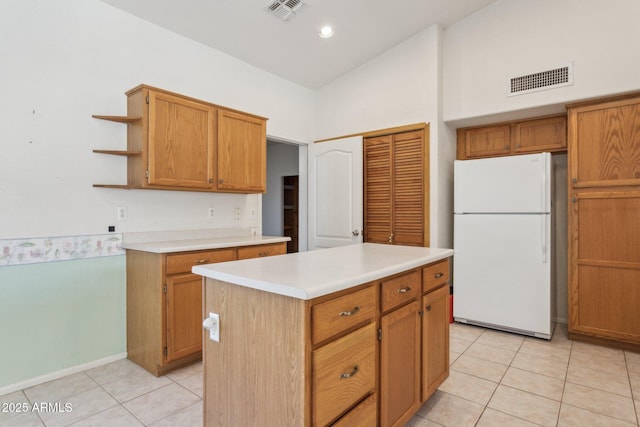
332;394;377;427
380;270;421;312
166;249;235;275
236;243;286;260
422;259;450;294
313;323;376;427
312;285;377;344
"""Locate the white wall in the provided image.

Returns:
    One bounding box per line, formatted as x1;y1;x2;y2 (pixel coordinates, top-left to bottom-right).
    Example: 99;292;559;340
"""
443;0;640;125
0;0;316;239
316;25;454;248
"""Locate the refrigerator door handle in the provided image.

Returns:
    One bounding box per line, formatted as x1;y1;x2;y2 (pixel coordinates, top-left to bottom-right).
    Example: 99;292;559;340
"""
541;154;548;212
541;215;547;263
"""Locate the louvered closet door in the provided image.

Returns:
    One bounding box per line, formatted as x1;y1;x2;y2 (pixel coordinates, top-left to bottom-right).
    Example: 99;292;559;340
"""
364;136;393;244
393;130;424;246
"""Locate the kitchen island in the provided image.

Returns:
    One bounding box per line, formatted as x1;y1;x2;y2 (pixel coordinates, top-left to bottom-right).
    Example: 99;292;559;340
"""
193;243;453;427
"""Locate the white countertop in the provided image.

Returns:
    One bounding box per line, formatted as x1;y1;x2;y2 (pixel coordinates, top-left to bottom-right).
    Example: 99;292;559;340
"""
192;243;453;300
122;235;290;253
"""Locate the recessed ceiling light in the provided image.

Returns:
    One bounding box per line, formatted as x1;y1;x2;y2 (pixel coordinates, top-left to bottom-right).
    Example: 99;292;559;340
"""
319;25;334;38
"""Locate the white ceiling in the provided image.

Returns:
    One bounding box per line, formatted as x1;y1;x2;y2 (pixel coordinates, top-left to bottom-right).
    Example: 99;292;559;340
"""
100;0;498;89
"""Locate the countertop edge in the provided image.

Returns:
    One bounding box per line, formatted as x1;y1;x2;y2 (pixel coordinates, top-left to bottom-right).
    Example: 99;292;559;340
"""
193;248;453;300
122;235;290;253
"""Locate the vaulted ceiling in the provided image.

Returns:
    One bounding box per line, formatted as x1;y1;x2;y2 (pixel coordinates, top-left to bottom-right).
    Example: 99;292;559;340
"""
100;0;498;89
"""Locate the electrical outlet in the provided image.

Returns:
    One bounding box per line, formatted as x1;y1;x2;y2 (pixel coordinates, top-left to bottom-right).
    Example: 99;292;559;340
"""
208;208;215;219
203;312;220;342
116;206;127;221
234;207;241;220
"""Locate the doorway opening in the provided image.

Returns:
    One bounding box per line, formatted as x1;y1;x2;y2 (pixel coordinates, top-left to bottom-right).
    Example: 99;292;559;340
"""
263;139;306;251
283;175;299;253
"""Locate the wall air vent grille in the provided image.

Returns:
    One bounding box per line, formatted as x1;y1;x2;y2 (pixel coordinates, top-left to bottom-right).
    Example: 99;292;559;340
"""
265;0;304;22
508;64;573;96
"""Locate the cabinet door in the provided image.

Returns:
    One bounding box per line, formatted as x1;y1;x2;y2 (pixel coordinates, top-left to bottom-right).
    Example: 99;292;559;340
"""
459;125;511;159
568;96;640;189
364;129;427;247
380;301;421;427
364;135;393;244
147;90;215;189
165;273;203;362
392;130;425;246
568;192;640;342
513;115;566;154
217;110;266;193
421;285;449;401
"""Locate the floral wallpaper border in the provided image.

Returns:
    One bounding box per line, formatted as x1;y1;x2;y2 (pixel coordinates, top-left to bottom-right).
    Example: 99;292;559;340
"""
0;233;124;267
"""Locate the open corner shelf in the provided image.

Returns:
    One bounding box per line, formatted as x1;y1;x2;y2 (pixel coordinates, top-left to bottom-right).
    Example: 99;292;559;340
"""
93;184;134;189
92;115;141;124
92;149;141;156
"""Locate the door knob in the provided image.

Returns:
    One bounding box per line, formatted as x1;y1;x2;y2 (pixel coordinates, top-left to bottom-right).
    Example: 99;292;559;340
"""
352;230;360;236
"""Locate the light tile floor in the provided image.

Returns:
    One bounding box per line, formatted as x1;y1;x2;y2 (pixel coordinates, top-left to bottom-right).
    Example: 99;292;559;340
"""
2;323;639;426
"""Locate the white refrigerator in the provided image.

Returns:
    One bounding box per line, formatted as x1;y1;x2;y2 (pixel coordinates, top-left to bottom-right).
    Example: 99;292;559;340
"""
453;152;554;339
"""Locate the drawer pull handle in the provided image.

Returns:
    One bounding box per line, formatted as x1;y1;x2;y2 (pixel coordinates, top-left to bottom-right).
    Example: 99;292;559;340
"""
434;272;444;278
258;251;269;257
339;307;360;317
397;286;412;293
194;259;209;264
339;365;359;379
425;304;432;311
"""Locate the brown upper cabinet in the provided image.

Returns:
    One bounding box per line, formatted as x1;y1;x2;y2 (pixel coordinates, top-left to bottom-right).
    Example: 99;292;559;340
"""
364;127;429;247
568;95;640;189
93;84;267;193
456;114;567;160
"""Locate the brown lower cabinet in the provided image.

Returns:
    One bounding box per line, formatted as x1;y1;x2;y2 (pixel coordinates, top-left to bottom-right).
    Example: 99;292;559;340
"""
567;93;640;348
126;242;286;376
202;257;450;426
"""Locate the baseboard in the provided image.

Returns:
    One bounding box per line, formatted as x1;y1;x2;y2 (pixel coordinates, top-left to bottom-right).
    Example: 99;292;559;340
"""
0;352;127;397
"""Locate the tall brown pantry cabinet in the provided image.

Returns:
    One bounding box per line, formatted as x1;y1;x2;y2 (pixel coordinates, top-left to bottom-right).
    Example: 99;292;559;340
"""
364;127;429;246
567;93;640;347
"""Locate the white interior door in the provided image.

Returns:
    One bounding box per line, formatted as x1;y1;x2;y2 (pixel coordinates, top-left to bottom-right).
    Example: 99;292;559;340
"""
308;136;363;250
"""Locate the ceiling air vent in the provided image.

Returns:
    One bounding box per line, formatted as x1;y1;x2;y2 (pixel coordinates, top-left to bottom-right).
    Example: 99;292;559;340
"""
508;64;573;96
266;0;304;22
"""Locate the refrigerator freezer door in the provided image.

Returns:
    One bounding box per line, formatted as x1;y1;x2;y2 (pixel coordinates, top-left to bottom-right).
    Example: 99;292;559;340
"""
454;152;551;214
453;213;552;337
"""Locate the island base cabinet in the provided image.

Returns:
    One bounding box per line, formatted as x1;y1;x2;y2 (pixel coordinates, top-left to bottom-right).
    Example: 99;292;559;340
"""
200;255;451;427
203;279;307;427
379;301;421;427
421;284;450;400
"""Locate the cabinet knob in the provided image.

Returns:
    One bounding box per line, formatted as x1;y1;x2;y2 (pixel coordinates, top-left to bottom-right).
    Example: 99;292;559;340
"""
339;365;359;379
397;286;412;294
339;306;360;317
425;304;432;311
194;259;209;264
388;233;394;243
258;251;269;257
219;179;224;184
434;272;444;278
